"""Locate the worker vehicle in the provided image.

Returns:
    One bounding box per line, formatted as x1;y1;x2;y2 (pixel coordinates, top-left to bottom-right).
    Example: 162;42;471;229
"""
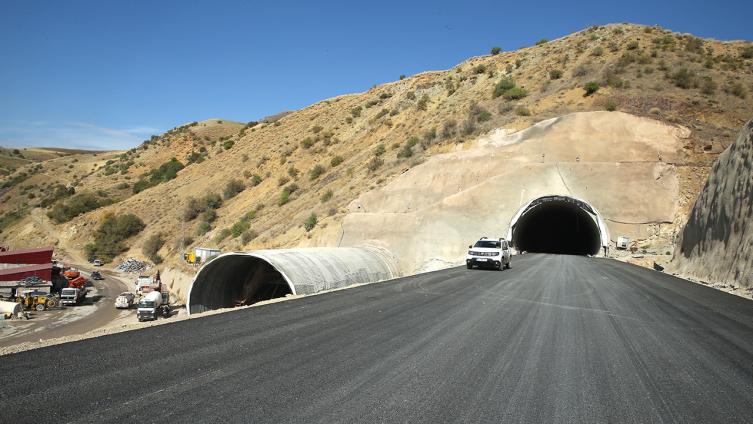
63;268;80;279
60;287;87;306
93;259;102;267
136;290;172;321
183;251;197;264
16;291;58;311
91;271;104;280
67;276;89;289
466;237;512;270
115;292;135;309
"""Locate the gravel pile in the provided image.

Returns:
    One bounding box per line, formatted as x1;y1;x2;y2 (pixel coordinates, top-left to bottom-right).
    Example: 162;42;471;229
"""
116;258;149;274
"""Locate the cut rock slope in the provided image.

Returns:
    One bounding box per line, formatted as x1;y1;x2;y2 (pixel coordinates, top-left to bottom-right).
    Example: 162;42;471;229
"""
670;119;753;288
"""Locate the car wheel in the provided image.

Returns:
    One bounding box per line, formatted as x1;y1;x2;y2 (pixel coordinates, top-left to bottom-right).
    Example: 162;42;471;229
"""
35;304;45;311
466;263;472;269
506;261;511;269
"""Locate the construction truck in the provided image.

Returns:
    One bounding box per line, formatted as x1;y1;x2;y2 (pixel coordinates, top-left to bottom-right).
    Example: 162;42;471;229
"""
136;290;171;321
135;271;161;294
183;251;197;264
16;290;58;311
60;287;87;306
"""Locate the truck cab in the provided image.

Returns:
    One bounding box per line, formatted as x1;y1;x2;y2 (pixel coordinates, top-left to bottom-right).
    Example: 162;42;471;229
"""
137;291;162;321
466;237;512;270
60;287;86;306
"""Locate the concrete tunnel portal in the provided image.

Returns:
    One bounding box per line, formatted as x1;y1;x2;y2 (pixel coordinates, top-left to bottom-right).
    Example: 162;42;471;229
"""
187;247;399;314
507;195;610;256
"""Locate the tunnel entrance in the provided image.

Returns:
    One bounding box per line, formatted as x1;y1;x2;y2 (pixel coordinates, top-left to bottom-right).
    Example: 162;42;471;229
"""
509;196;605;256
188;255;293;314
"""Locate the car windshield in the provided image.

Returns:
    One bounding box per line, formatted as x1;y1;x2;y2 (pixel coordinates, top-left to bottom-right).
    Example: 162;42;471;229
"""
139;301;155;308
474;240;501;248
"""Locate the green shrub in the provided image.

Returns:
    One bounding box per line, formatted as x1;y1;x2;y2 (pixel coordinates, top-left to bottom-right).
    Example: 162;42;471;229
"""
277;176;290;186
374;144;386;157
726;82;747;98
490;47;501;55
591;46;604;57
374;109;389;119
183;193;222;221
231;220;250;237
701;77;717;95
330;156;344;167
626;41;639;50
223;179;245;199
503;86;528;100
196;221;211;236
202;209;217;223
86;213;145;262
250;174;263;186
47;192;111;223
222;140;235;150
424;128;437;141
670;68;695;89
284;183;299;194
214;228;231;243
321;190;333;203
477;110;492;122
241;230;258;244
417;95;429;111
288;166;299;178
367;157;383;171
350;106;362;117
142;233;165;262
309;164;325;180
549;69;563;80
741;45;753;59
605;100;617;111
312;125;323;133
492;79;516;98
535;39;549;45
304;213;317;232
301;138;314;149
515;106;531;116
278;190;290;206
132;158;184;194
583;81;600;96
473;64;486;74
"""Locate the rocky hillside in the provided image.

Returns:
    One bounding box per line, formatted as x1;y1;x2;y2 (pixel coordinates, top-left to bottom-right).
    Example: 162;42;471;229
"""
670;119;753;288
1;23;752;274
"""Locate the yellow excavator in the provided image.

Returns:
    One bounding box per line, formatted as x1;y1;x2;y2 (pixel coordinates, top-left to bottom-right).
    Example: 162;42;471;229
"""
16;291;58;311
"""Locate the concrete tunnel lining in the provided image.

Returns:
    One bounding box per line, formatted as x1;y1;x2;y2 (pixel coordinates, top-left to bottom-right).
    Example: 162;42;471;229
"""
507;195;610;256
187;247;400;314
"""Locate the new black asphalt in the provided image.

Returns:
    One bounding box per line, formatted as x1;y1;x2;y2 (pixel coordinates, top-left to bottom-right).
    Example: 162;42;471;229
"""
2;254;752;423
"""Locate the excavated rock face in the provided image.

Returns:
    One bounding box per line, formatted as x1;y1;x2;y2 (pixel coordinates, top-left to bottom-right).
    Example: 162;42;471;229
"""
672;119;753;287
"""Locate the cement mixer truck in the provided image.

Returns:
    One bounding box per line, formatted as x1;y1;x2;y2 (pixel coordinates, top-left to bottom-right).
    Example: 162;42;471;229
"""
136;291;171;321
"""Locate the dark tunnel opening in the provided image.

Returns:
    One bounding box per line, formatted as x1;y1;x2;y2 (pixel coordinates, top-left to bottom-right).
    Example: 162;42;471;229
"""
189;255;293;314
512;200;602;256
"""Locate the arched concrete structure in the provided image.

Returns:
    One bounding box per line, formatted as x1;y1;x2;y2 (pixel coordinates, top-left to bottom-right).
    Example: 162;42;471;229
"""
187;246;399;314
506;195;610;256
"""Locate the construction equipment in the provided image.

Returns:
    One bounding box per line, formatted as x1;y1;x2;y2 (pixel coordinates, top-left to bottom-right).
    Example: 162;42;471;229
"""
60;287;87;306
183;251;197;264
63;268;80;280
137;291;163;321
67;276;89;290
16;290;57;311
135;271;161;294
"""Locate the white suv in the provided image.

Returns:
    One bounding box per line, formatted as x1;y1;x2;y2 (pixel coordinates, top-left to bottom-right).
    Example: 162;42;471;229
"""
466;237;511;270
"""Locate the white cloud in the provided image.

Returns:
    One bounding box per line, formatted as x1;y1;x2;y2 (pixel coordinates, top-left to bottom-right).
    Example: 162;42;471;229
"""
0;121;164;150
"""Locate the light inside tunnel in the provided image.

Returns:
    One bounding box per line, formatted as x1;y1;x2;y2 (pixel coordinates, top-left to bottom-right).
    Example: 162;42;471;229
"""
512;199;602;256
188;255;293;314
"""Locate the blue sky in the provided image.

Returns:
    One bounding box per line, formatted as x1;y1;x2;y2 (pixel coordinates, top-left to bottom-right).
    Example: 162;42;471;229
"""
1;0;752;150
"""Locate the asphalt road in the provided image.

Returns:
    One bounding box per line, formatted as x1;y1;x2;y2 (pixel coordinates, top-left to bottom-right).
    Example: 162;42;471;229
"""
2;254;752;423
